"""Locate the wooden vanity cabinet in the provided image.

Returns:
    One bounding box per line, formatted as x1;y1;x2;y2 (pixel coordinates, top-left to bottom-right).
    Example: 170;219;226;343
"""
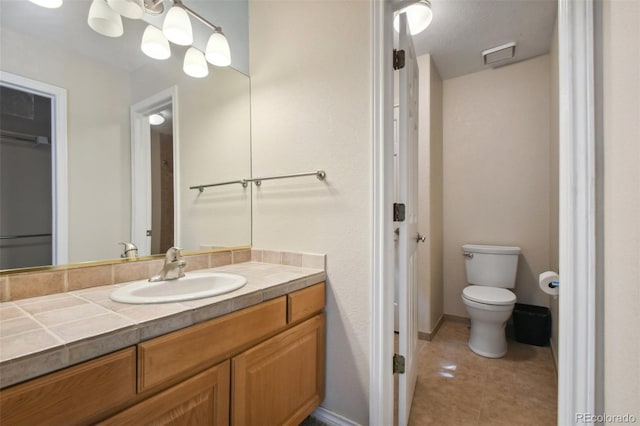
99;360;230;426
0;282;326;426
0;347;136;426
232;313;326;426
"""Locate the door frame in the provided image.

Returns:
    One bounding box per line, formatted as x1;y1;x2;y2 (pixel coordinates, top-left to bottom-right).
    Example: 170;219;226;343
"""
369;0;601;425
130;86;179;256
557;0;602;423
0;70;68;265
369;0;395;425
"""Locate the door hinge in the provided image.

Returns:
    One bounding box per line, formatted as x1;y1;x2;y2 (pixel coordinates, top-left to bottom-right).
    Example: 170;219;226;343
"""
393;49;406;70
393;203;406;222
393;354;406;374
146;230;152;237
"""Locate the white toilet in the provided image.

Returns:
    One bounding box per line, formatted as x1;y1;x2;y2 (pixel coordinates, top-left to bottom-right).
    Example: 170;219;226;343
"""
461;244;520;358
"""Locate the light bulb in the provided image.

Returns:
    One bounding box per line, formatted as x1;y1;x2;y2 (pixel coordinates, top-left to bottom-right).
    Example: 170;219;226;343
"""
107;0;144;19
205;31;231;67
183;48;208;78
163;6;193;46
88;0;124;38
394;0;433;36
141;25;171;60
28;0;63;8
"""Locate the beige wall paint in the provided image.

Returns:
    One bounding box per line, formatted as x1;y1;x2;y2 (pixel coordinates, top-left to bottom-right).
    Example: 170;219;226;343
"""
249;1;371;423
443;55;552;317
129;60;252;250
603;0;640;416
548;21;560;365
0;27;131;263
417;54;444;334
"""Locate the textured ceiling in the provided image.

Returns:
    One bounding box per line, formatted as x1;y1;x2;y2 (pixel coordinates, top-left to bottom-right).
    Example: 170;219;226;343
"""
409;0;558;80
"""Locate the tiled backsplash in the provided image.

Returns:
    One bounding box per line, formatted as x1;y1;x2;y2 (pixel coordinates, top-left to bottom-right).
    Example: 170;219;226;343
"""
0;248;325;302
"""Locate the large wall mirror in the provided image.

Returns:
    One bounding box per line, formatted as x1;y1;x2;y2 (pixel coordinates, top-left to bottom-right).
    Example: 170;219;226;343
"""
0;0;251;271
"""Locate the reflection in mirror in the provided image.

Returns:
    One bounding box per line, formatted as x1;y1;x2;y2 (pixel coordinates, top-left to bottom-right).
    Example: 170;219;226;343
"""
149;105;174;255
0;0;251;271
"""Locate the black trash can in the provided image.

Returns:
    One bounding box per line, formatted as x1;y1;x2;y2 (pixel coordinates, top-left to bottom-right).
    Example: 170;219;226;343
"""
512;303;551;346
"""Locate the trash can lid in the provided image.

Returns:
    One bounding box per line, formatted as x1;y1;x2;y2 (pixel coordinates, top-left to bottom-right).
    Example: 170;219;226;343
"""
462;286;516;305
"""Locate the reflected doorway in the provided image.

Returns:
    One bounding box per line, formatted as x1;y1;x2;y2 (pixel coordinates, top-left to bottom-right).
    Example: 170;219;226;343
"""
131;86;178;257
149;107;174;254
0;72;68;269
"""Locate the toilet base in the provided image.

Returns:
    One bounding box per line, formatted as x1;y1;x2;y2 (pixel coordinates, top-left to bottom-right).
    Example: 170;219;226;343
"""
468;319;509;358
468;341;507;358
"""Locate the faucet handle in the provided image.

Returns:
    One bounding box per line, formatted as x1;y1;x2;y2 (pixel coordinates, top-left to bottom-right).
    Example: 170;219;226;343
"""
166;247;183;261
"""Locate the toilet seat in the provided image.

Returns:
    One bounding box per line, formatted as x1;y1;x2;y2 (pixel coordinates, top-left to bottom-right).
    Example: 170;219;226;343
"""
462;286;516;306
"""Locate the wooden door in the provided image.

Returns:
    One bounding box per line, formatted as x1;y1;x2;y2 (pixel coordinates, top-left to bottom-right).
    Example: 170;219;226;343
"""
232;314;325;426
397;11;420;426
99;360;230;426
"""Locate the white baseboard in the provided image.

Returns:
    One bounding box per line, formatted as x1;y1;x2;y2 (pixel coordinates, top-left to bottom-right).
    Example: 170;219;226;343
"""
312;407;362;426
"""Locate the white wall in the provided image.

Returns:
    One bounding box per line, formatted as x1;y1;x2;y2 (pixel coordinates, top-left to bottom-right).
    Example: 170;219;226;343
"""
417;54;444;334
603;0;640;416
442;55;552;317
249;1;371;423
130;57;252;250
0;27;132;263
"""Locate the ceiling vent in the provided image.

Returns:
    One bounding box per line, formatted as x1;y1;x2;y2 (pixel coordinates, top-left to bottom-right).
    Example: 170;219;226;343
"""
482;42;516;65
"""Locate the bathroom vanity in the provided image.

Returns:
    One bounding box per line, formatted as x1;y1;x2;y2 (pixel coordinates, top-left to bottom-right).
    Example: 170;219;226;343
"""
0;256;326;425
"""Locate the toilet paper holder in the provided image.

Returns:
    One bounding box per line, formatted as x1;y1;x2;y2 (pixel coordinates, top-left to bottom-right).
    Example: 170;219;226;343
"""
548;281;559;288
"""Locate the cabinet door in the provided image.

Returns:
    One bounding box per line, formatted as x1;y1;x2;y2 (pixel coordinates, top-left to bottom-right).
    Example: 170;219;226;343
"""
0;347;136;426
232;313;325;426
100;360;230;426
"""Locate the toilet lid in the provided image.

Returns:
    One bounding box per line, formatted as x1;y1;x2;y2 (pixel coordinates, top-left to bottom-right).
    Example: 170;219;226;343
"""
462;286;516;305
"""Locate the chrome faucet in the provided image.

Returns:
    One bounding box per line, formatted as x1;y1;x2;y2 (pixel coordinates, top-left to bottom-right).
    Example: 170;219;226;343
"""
119;242;138;259
149;247;187;282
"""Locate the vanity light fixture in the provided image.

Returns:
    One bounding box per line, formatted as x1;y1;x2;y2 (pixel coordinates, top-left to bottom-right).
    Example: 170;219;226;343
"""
28;0;63;9
149;113;165;125
85;0;231;77
107;0;144;20
205;31;231;67
162;5;193;46
393;0;433;35
88;0;124;38
141;25;171;60
183;47;209;78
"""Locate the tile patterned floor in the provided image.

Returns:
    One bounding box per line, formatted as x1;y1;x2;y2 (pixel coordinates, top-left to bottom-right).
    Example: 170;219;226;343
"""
408;320;558;426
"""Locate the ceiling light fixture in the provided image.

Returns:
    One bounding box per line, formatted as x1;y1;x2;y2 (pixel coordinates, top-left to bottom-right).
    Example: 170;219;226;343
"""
28;0;63;8
393;0;433;35
141;25;171;60
149;113;165;125
88;0;124;38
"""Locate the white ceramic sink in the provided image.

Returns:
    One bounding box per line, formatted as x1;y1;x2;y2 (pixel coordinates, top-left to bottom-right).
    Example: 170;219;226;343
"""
110;272;247;304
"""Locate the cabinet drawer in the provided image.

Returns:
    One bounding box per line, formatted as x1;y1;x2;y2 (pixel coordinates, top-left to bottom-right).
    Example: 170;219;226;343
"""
232;313;325;426
0;347;136;426
138;296;287;393
287;282;325;323
100;360;230;426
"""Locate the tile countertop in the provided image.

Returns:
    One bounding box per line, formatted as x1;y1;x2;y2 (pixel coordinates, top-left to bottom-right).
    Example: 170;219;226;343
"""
0;261;325;389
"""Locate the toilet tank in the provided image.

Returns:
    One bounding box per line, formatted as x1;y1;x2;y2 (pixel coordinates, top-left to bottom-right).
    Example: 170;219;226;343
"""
462;244;520;288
